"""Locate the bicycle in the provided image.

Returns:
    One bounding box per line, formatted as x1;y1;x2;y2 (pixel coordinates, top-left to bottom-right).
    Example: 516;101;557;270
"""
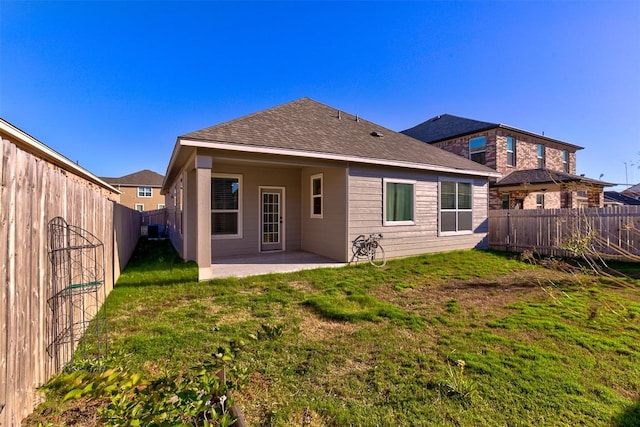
350;233;386;267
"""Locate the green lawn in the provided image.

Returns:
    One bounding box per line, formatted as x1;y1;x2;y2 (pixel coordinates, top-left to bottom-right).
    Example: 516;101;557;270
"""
28;239;640;427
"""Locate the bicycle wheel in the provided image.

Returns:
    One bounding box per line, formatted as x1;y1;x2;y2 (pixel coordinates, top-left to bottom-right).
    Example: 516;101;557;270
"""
368;242;386;267
352;235;366;257
349;236;365;263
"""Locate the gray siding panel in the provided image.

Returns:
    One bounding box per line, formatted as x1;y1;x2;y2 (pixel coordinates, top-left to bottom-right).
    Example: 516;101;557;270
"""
301;167;348;261
348;165;489;260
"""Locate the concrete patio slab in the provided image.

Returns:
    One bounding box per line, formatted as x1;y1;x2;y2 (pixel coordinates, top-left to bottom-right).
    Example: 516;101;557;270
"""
210;251;347;279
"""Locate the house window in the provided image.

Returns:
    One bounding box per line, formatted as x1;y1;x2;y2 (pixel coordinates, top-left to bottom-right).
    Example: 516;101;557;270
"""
157;204;165;209
469;136;486;165
311;174;323;218
134;204;144;212
537;144;545;168
536;194;545;209
384;178;415;225
439;179;473;234
138;186;152;197
501;194;510;210
506;137;516;167
562;150;569;172
211;174;242;238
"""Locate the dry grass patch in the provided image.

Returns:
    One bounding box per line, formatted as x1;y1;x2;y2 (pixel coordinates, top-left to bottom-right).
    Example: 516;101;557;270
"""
297;311;360;342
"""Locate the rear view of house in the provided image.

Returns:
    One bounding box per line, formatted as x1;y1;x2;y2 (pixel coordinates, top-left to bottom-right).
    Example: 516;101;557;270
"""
402;114;610;209
161;98;500;280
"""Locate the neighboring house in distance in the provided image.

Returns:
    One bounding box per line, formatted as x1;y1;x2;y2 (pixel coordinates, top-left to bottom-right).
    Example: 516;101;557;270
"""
622;183;640;201
101;169;165;211
604;191;640;207
161;98;500;280
402;114;611;209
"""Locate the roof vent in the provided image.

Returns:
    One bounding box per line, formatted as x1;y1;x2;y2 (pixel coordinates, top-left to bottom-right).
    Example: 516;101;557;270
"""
371;131;383;138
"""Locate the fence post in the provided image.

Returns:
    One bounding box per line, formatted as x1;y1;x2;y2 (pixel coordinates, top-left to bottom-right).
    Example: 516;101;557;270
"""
506;210;511;252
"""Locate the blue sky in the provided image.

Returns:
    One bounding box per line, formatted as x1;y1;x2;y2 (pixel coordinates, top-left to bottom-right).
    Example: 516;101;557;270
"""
1;1;639;189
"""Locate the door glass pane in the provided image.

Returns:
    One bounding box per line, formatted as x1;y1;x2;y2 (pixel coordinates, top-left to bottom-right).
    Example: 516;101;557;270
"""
262;193;280;244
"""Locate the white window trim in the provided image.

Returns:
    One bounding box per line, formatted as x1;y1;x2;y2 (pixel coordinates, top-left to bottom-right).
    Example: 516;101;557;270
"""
211;173;243;240
310;173;323;219
157;203;165;209
137;186;152;198
383;178;416;226
438;177;474;236
134;203;144;212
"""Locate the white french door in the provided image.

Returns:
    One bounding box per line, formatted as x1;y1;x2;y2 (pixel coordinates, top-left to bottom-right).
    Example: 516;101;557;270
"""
260;188;284;251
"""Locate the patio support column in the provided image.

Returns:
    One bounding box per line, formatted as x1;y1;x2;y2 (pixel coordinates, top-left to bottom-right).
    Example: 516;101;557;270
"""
195;154;213;280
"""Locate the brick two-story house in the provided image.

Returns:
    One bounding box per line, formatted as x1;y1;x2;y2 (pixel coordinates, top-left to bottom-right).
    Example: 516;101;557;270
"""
402;114;610;209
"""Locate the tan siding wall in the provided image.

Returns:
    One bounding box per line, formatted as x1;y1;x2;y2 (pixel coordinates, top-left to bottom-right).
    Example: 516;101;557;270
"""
301;167;348;261
210;164;302;258
348;166;489;261
116;185;165;211
166;175;185;259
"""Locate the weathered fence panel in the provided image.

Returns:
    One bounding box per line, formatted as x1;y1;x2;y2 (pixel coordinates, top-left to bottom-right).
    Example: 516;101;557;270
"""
140;208;168;238
0;137;141;426
488;206;640;258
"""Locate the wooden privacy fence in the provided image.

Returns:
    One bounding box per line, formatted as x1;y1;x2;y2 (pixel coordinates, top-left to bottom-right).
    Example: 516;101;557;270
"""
488;206;640;258
141;208;168;238
0;138;141;426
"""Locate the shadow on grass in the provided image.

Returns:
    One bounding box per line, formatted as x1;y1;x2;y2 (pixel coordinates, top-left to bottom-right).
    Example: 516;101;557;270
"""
612;401;640;427
116;239;198;287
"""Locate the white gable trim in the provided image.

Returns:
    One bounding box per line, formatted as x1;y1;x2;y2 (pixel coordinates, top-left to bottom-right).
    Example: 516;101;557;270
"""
179;138;501;179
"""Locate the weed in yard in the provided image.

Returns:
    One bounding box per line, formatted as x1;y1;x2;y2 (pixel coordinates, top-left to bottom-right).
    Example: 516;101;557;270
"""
438;358;478;404
37;346;247;427
250;323;285;341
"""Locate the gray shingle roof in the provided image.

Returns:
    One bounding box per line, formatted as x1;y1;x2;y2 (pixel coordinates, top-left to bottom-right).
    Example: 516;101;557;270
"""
181;98;497;175
402;114;497;143
101;169;164;187
604;191;640;205
402;113;583;149
493;169;612;187
622;183;640;197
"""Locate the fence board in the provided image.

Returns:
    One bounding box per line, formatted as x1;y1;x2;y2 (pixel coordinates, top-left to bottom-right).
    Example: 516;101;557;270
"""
489;207;640;259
